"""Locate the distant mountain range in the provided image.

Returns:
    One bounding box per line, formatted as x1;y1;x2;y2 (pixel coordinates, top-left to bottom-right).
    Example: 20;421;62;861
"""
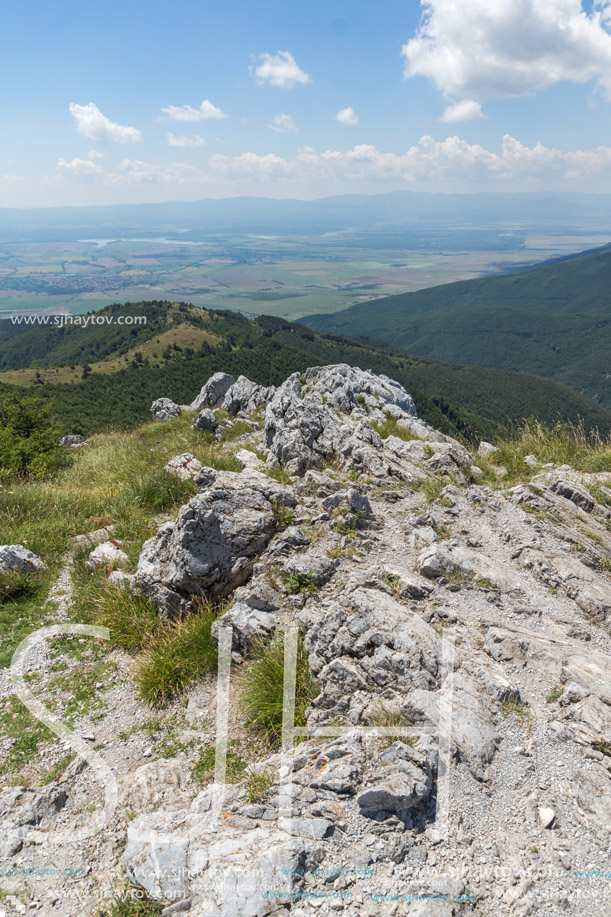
302;242;611;411
0;301;609;439
2;191;611;241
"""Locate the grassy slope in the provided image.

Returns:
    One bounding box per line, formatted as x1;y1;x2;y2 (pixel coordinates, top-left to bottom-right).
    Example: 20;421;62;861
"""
1;303;610;440
300;243;611;409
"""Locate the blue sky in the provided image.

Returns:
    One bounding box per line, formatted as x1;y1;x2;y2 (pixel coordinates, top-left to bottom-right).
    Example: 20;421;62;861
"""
2;0;611;205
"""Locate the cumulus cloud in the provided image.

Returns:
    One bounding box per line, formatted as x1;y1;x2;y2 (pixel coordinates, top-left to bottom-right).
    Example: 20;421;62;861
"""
267;113;298;133
162;100;226;121
166;132;206;147
402;0;611;107
69;103;142;143
251;51;311;88
88;149;104;159
57;135;611;187
336;106;359;125
57;157;206;185
210;135;611;184
440;99;485;122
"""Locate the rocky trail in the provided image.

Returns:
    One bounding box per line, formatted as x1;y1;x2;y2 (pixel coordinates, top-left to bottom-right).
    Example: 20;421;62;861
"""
1;365;610;916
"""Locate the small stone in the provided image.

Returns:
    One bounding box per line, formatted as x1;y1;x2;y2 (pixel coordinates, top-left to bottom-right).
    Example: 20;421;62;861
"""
538;807;555;828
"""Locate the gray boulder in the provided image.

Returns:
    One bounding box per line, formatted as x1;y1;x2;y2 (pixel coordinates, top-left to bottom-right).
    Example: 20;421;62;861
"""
190;372;235;411
134;471;295;613
193;408;217;433
58;434;85;447
150;398;182;422
0;544;46;574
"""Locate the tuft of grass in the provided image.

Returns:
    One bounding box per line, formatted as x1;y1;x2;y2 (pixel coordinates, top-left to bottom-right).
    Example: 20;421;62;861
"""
368;705;417;749
42;753;77;784
134;598;221;706
220;420;255;443
192;739;248;783
93;583;161;653
265;465;292;484
369;412;420;443
381;571;401;595
421;477;446;503
272;503;296;528
486;419;611;486
245;769;274;803
500;696;531;721
545;685;564;704
239;631;319;745
98;888;165;917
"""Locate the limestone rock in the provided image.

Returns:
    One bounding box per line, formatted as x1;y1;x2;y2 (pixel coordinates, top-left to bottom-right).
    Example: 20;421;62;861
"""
134;471;295;612
0;544;46;574
190;372;236;411
86;541;128;569
224;375;275;416
150;397;182;422
193;408;218;433
164;453;203;480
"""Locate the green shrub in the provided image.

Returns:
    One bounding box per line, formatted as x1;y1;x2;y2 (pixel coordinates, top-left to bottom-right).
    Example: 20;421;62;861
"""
0;570;39;604
0;391;68;482
239;631;319;744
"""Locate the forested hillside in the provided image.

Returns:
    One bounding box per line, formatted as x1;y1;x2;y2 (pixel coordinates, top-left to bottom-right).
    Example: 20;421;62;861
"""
301;242;611;409
1;302;610;441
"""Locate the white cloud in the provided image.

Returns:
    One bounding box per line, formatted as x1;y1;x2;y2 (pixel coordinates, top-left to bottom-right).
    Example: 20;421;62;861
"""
210;135;611;184
402;0;611;113
69;102;142;143
57;157;206;185
56;135;611;188
336;106;359;126
440;99;485;122
162;100;226;121
267;113;298;134
251;51;311;88
166;132;206;147
58;157;106;182
88;149;104;159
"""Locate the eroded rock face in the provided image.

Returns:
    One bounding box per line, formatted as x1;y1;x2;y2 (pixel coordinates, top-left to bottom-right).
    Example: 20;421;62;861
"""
150;397;182;422
224;376;275;416
0;544;46;574
300;586;441;725
190;372;236;412
134;469;295;613
192;408;217;433
263;364;470;479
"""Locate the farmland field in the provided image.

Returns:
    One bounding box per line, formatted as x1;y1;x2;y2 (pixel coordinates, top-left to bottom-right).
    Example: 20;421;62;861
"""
1;228;610;320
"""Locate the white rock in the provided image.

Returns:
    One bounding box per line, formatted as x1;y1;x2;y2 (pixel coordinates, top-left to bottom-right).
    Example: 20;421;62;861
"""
538;807;555;828
86;541;129;569
164;453;202;481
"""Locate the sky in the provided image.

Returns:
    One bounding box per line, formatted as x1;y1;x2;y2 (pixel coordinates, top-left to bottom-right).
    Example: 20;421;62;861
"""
3;0;611;206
